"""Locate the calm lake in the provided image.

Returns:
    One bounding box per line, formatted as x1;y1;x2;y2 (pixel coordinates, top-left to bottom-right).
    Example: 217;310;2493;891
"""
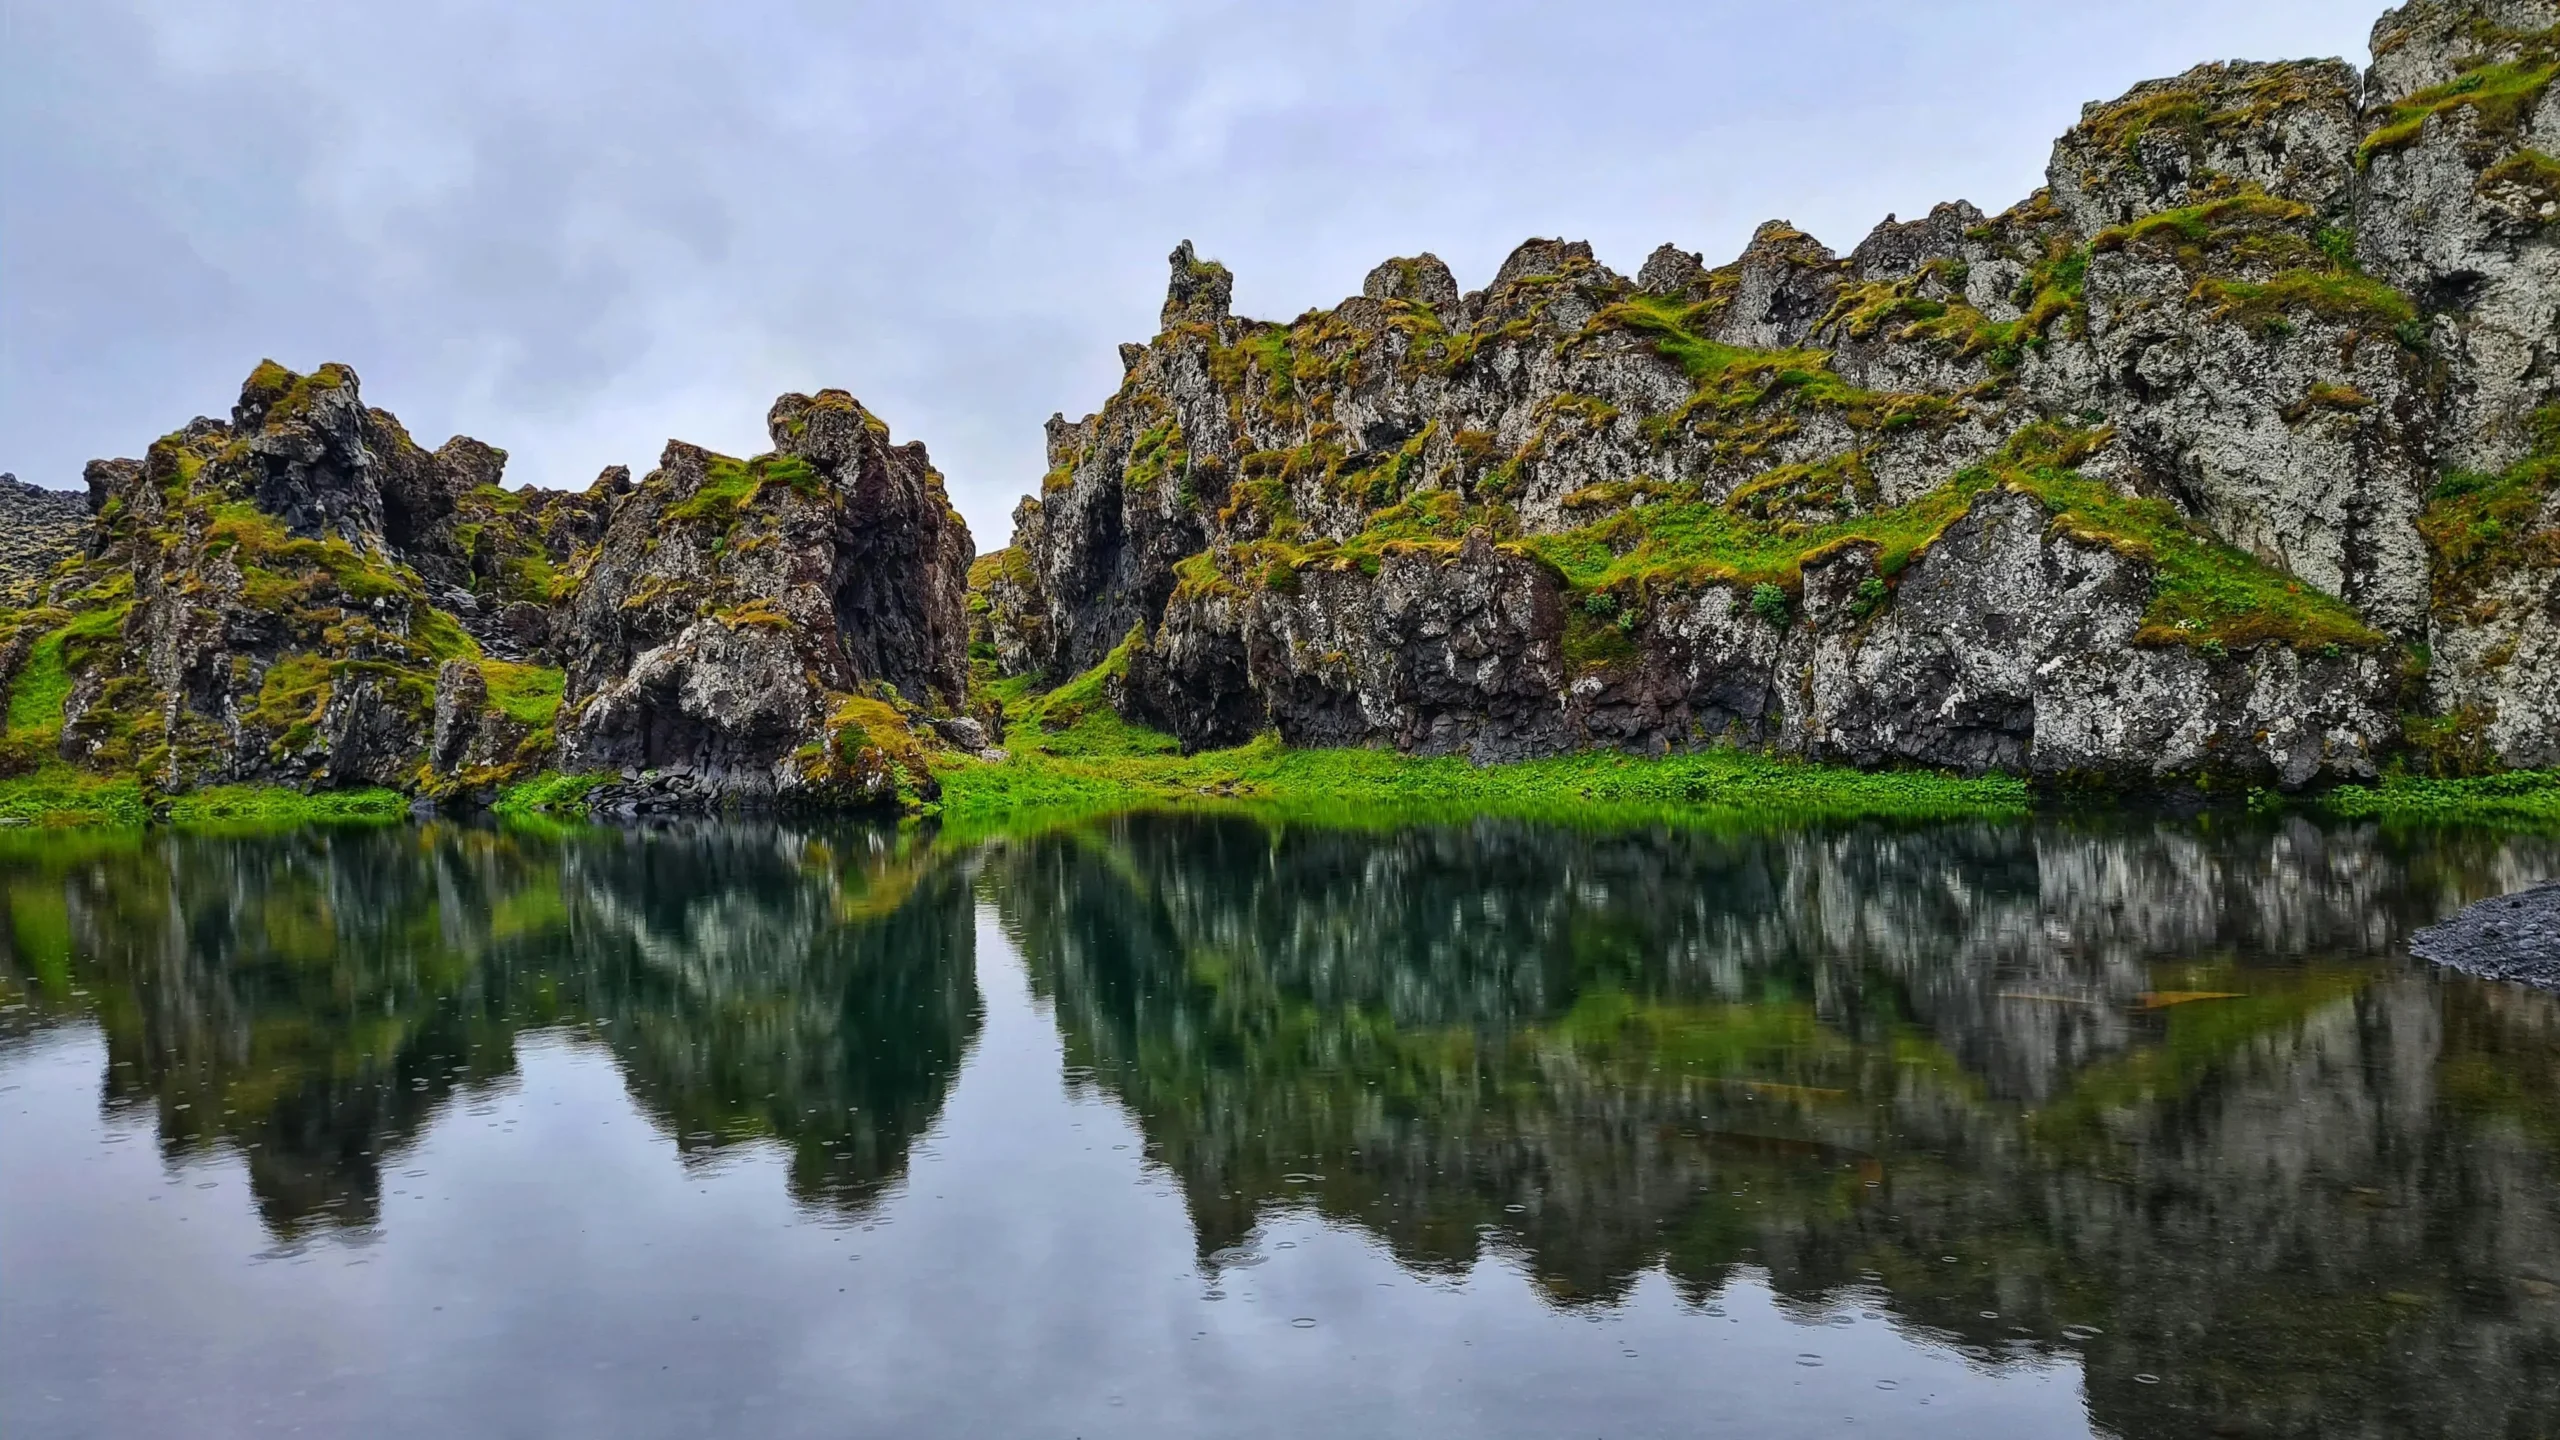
4;814;2558;1439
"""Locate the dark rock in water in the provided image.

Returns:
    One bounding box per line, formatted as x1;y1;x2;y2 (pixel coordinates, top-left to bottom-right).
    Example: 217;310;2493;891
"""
2411;884;2560;989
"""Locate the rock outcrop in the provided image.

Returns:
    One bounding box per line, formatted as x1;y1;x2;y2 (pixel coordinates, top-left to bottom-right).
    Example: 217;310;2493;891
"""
558;389;975;810
0;474;87;604
987;0;2560;787
0;364;973;812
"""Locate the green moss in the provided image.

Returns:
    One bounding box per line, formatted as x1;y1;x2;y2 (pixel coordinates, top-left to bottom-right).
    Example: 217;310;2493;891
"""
2010;466;2386;649
1004;630;1181;761
5;632;71;738
479;661;566;728
2481;148;2560;211
1488;425;2372;651
247;654;335;744
666;453;824;528
2359;38;2560;163
2420;404;2560;606
1123;416;1188;493
2195;268;2417;331
491;770;613;821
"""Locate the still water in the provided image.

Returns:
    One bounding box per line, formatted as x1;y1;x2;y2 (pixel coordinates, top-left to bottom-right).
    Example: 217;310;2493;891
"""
2;814;2557;1439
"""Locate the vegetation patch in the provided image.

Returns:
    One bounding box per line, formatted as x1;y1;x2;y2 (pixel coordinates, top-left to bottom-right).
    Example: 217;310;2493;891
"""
480;662;567;728
0;767;149;829
159;786;408;830
2194;268;2417;332
2320;770;2560;825
2420;404;2560;606
492;770;613;821
1591;294;1959;439
2359;33;2560;163
2481;148;2560;213
933;724;2030;841
5;631;71;738
666;453;825;528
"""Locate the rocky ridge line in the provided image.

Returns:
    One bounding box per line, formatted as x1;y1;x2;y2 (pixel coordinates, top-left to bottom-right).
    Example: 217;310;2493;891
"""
982;0;2560;787
0;362;979;813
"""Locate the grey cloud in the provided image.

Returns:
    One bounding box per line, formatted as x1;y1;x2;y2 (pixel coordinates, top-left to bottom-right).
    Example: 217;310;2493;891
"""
3;0;2383;543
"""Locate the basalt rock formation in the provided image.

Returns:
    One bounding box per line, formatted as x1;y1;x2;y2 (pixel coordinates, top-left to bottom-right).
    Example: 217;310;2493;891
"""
0;474;88;605
0;362;973;812
985;0;2560;787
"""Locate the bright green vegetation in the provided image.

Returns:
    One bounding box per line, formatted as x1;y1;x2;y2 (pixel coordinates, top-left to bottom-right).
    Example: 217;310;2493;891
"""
939;638;2028;837
4;631;71;737
1594;294;1959;440
1817;245;2088;368
2092;187;2417;334
480;661;567;728
491;770;612;821
936;737;2031;838
2359;30;2559;163
0;768;406;831
2197;269;2417;331
2419;403;2560;605
2320;770;2560;825
1315;424;2378;654
158;785;409;828
1187;425;2380;654
665;453;824;528
0;768;149;829
2016;465;2385;650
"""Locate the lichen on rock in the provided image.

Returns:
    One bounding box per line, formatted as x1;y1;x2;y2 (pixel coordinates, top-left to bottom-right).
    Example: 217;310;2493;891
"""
981;0;2560;788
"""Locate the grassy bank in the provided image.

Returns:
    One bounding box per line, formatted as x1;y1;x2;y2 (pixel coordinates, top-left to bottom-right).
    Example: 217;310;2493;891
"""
0;766;408;833
2317;770;2560;826
928;661;2029;840
9;709;2555;839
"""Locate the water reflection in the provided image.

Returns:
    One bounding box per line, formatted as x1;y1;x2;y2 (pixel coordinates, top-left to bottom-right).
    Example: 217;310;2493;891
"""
987;814;2560;1440
0;823;979;1234
4;812;2558;1439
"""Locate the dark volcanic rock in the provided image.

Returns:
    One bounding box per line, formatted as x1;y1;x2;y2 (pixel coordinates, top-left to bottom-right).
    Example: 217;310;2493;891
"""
989;0;2560;786
0;473;87;602
558;388;972;808
2;364;969;814
2411;883;2560;988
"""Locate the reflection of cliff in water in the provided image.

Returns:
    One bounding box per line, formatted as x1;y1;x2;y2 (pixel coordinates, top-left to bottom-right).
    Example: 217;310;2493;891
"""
0;823;978;1237
992;814;2560;1440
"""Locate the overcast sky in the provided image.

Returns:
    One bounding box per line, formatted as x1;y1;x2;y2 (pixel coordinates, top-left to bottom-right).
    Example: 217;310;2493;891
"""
4;0;2383;547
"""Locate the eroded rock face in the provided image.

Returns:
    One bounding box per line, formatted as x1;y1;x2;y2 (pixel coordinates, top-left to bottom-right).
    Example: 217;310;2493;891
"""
1131;491;2394;784
1;366;969;812
991;0;2560;782
0;474;88;605
558;389;973;808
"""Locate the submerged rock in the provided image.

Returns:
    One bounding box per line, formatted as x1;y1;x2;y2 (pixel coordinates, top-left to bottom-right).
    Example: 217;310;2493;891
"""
2411;883;2560;987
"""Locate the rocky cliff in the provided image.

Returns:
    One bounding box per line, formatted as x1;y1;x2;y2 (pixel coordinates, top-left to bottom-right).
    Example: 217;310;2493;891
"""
985;0;2560;787
0;362;975;813
0;474;88;606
